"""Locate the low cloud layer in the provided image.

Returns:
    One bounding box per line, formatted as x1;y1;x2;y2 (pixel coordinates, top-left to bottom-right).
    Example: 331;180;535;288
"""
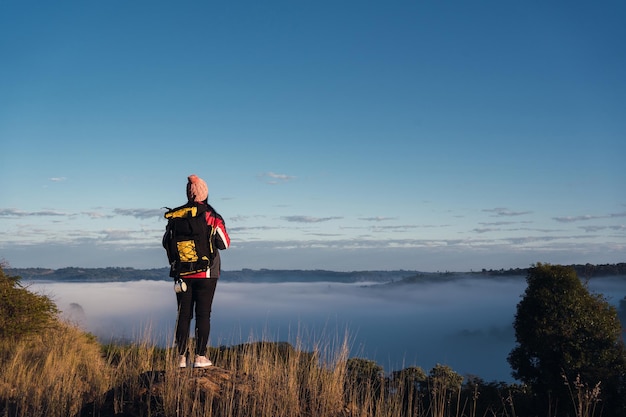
27;276;626;382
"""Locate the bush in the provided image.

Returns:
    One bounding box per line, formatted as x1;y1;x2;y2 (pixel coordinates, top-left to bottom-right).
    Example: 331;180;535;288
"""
0;264;59;342
0;264;109;417
508;263;626;416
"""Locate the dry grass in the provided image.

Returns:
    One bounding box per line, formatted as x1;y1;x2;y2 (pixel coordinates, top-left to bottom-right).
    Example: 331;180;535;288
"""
159;329;353;417
0;322;108;417
0;321;560;417
0;321;365;417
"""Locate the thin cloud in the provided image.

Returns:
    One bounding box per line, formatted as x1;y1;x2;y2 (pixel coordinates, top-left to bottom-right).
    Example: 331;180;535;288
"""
370;225;437;232
230;226;283;232
0;209;28;217
83;211;114;219
473;228;498;234
1;207;162;220
370;225;416;233
306;232;343;237
553;212;626;223
49;177;67;182
471;226;561;234
258;171;296;184
483;208;532;217
359;216;397;221
230;215;267;222
580;225;626;233
234;237;494;251
553;215;598;223
114;208;163;219
0;208;66;217
372;223;450;231
504;235;588;245
478;221;518;226
281;215;342;223
102;230;135;241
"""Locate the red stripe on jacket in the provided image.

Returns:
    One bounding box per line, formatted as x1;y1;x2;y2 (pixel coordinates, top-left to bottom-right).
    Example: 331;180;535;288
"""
183;207;230;278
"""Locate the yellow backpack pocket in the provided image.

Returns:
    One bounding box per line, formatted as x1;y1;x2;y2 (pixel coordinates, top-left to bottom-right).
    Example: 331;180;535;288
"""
176;240;198;262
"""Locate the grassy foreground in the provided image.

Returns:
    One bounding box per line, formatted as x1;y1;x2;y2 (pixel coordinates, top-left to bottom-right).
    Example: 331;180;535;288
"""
0;321;528;417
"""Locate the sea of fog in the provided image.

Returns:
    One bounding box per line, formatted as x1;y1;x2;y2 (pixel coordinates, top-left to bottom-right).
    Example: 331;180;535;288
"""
26;274;626;383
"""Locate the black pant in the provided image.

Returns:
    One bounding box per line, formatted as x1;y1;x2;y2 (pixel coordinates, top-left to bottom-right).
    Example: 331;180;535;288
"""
175;278;218;356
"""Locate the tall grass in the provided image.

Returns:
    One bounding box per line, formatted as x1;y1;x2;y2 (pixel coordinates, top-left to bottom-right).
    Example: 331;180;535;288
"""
0;323;108;417
1;319;361;417
0;321;604;417
160;328;352;417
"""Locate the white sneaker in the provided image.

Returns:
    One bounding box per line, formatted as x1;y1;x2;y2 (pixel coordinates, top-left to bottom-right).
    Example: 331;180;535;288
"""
178;355;187;368
193;355;213;368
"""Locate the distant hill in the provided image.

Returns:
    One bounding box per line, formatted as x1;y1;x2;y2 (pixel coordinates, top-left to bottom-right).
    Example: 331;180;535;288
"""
7;267;419;283
6;263;626;284
221;268;418;283
7;267;170;282
476;263;626;278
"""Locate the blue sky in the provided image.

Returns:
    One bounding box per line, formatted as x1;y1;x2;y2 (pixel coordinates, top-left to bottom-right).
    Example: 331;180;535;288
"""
1;1;625;272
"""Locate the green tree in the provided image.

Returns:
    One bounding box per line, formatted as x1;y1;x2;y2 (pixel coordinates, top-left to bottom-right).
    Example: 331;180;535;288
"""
0;264;59;342
508;263;626;416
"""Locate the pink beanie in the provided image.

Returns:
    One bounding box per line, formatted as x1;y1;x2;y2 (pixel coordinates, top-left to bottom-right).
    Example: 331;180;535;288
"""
186;174;209;202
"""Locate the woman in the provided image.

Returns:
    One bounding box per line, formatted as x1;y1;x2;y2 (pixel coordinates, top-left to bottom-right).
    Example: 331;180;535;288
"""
166;174;231;368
